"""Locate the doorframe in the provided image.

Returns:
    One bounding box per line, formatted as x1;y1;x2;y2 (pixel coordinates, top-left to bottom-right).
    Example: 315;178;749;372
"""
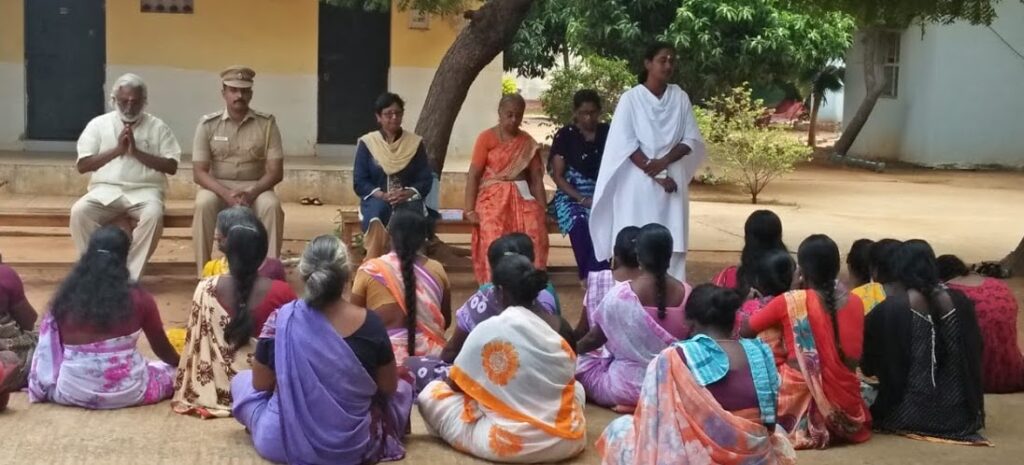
23;0;107;143
316;2;391;145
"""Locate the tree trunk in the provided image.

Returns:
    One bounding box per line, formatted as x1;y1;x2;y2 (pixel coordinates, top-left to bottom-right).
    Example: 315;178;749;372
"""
807;93;821;147
1002;235;1024;276
561;45;571;69
414;0;536;174
834;27;887;156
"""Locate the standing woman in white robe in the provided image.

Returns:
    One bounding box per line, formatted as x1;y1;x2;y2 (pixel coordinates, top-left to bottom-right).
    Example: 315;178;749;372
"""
589;42;706;281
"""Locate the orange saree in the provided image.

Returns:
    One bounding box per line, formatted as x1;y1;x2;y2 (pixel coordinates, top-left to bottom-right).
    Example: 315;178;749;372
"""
470;128;549;283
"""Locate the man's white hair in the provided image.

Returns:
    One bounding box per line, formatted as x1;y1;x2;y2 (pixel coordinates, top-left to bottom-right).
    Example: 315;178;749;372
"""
110;73;148;101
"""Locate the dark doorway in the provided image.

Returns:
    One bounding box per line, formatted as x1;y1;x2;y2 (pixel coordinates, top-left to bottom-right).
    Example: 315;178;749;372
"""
318;3;390;144
25;0;106;141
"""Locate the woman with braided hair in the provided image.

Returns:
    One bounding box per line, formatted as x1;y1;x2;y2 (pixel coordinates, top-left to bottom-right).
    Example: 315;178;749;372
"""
863;241;987;445
353;209;451;367
576;223;691;410
173;218;296;418
741;234;871;449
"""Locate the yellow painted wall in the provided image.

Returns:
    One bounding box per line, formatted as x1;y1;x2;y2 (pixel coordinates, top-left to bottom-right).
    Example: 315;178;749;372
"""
390;4;462;68
0;0;24;62
106;0;317;73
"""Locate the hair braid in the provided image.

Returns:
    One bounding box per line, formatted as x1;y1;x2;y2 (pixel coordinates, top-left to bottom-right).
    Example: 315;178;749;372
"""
389;210;428;358
224;265;257;350
222;224;266;350
400;246;418;357
817;281;848;363
655;270;668;320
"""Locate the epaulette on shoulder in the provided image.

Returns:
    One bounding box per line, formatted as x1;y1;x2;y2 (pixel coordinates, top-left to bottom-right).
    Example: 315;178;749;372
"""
200;110;224;122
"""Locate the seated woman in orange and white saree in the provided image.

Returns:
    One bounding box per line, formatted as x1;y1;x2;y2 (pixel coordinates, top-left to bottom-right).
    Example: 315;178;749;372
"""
598;284;796;465
418;254;584;463
464;93;549;284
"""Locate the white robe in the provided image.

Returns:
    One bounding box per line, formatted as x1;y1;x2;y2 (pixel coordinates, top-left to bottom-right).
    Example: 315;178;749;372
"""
589;84;705;280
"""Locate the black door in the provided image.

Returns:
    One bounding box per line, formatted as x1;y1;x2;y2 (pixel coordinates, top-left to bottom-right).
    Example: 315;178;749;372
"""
318;3;390;144
25;0;106;141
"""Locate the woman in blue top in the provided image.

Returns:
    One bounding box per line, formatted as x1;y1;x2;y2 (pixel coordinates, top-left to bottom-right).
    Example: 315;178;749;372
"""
548;89;611;280
353;92;433;259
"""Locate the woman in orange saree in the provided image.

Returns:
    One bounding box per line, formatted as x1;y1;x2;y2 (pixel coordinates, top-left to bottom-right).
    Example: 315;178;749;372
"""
465;94;549;284
742;235;871;449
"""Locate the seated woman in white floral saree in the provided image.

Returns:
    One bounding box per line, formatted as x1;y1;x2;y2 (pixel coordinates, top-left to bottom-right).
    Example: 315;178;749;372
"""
418;254;584;463
29;226;179;409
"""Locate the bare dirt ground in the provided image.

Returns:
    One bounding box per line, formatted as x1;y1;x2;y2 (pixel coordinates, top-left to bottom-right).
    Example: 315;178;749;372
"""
3;160;1024;464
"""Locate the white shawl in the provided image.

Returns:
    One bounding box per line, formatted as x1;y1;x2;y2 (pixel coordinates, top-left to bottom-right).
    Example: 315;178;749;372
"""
589;84;706;260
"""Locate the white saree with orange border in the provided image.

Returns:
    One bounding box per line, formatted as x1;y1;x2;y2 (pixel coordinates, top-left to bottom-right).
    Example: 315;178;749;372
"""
417;305;586;463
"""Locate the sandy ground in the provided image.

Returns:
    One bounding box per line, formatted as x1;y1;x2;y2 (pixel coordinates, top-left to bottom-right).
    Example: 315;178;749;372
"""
3;161;1024;464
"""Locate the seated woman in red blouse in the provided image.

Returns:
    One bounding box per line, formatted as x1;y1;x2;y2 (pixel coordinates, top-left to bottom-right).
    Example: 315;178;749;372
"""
939;254;1024;393
741;234;871;449
28;226;180;409
173;219;296;418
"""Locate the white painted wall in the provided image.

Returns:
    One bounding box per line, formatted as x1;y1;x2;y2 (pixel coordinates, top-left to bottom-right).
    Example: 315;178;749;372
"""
390;55;503;168
0;62;25;150
105;65;318;157
817;89;844;124
844;1;1024;167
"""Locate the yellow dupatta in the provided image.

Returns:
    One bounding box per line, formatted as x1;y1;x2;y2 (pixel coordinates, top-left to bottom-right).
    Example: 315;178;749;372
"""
359;130;423;175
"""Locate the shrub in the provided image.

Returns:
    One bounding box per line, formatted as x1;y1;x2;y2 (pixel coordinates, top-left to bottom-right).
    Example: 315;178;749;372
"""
540;56;634;125
697;85;812;204
501;75;518;96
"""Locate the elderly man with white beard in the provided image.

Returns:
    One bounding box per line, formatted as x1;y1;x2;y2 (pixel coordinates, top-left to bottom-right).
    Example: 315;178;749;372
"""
70;73;182;280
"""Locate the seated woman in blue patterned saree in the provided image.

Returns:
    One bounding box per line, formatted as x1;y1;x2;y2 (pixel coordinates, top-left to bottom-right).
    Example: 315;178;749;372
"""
547;89;611;280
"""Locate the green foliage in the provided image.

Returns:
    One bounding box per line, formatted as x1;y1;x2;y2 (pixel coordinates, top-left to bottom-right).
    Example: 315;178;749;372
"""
796;0;1007;27
802;64;845;106
696;85;812;203
505;0;576;77
539;56;634;124
564;0;855;101
320;0;468;15
501;75;519;95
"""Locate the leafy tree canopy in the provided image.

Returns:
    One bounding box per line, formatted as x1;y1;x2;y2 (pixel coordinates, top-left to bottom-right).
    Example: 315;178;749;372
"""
796;0;1005;27
504;0;576;77
510;0;855;101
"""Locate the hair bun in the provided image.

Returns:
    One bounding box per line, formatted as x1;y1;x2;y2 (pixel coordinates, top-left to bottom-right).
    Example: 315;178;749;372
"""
524;269;548;295
718;289;743;312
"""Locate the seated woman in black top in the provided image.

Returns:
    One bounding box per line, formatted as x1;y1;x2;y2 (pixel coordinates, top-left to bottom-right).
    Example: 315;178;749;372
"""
353;92;434;259
862;240;987;445
231;234;411;464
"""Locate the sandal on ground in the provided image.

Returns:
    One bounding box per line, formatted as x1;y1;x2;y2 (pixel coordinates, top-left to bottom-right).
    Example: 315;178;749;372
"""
310;197;323;206
300;197;312;205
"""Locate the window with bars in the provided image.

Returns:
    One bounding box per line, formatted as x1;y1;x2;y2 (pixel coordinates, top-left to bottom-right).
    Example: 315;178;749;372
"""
880;32;900;99
141;0;193;14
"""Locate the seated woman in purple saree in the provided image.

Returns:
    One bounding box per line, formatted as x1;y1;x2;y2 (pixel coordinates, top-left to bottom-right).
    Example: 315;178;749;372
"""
576;224;691;409
232;235;412;465
573;226;643;341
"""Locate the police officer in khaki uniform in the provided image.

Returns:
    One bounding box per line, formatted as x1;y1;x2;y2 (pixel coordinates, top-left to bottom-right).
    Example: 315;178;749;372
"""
191;66;284;277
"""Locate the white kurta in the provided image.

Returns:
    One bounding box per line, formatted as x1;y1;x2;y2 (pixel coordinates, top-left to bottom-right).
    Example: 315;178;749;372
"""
589;84;705;279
